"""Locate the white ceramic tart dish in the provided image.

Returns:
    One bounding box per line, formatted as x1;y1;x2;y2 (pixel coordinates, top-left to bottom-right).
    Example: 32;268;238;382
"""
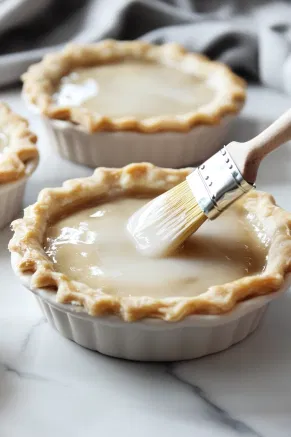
9;163;291;361
0;103;38;229
22;40;246;168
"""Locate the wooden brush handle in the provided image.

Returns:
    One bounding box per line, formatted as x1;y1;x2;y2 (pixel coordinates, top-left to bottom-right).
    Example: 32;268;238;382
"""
227;108;291;183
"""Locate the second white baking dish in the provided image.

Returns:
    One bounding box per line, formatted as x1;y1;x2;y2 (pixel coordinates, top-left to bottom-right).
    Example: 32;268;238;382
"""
0;158;38;229
41;115;234;168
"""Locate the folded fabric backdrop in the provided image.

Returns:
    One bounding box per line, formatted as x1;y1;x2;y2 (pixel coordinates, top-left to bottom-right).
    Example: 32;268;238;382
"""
1;0;291;92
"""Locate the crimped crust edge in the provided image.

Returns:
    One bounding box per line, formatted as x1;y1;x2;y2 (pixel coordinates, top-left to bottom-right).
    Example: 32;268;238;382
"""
22;40;246;134
0;103;38;183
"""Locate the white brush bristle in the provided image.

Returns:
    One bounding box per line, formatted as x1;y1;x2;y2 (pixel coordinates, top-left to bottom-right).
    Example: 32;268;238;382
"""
127;180;207;257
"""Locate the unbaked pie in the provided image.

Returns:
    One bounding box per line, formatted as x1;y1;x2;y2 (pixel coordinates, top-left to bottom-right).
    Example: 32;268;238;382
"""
22;40;246;168
0;102;38;229
9;163;291;322
0;102;38;184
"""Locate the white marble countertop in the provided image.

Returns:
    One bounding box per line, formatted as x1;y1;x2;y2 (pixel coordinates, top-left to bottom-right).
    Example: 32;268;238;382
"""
1;85;291;437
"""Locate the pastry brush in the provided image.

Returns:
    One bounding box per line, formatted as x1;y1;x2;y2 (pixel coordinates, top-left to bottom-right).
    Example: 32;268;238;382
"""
128;108;291;257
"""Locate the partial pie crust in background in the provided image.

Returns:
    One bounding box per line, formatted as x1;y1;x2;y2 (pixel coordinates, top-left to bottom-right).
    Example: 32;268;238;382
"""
0;102;38;183
22;40;246;133
9;163;291;322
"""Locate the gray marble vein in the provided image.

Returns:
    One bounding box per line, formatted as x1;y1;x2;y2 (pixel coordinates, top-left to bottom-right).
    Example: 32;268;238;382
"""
19;317;47;355
2;363;53;383
167;364;263;437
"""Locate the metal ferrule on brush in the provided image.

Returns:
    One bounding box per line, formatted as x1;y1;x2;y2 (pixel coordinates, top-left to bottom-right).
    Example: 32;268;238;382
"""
187;147;255;219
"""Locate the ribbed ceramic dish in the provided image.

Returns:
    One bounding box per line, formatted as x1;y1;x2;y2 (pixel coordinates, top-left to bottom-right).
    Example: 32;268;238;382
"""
40;114;235;168
0;159;38;229
12;253;289;361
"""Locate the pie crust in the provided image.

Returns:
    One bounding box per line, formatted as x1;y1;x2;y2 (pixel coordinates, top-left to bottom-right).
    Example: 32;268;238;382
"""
9;163;291;322
22;40;246;133
0;103;38;183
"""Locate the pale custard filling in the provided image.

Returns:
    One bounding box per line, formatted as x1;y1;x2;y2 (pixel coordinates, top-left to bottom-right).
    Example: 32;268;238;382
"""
44;196;267;298
54;61;215;118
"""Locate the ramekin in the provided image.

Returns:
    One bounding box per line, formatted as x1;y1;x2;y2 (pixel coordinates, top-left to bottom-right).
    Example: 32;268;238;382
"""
40;114;235;168
11;253;289;361
0;159;38;229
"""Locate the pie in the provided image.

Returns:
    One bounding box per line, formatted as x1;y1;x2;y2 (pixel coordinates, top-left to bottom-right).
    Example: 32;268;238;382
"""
9;163;291;322
0;103;38;183
21;40;246;169
22;40;246;133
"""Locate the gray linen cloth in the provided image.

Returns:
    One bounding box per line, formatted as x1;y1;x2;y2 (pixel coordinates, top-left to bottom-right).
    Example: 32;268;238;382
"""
1;0;291;92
